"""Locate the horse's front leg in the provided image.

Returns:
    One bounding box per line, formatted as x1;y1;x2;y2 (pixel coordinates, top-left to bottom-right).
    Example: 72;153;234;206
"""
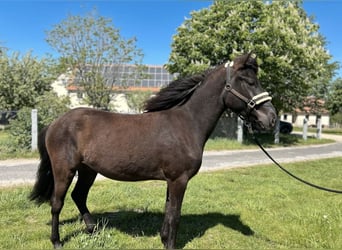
160;176;188;249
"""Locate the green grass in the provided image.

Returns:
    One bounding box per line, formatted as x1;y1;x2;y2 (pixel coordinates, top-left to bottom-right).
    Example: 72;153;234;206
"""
319;127;342;135
293;126;342;135
205;137;257;150
205;133;334;151
1;157;341;249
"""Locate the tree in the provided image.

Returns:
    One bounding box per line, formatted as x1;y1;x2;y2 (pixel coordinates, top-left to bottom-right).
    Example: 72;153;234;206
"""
0;51;54;110
327;78;342;116
166;0;338;114
0;41;5;56
126;90;153;113
46;11;145;110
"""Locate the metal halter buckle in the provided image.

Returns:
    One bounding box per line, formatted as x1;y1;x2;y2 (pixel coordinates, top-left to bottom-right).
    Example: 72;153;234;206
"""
245;121;254;134
224;84;232;91
247;100;256;109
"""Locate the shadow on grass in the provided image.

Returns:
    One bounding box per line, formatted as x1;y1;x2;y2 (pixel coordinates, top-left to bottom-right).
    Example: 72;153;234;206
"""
59;210;254;248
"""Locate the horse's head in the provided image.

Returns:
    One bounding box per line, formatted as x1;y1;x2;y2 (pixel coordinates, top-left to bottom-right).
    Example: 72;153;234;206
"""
222;53;276;132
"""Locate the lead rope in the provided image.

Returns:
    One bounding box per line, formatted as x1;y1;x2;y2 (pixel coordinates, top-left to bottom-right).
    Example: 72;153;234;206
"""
245;123;342;194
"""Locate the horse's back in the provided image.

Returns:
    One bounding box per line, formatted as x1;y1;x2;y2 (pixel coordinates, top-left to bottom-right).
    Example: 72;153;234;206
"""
46;107;142;150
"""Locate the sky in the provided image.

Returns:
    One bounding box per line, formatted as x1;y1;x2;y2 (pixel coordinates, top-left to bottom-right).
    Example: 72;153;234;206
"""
0;0;341;77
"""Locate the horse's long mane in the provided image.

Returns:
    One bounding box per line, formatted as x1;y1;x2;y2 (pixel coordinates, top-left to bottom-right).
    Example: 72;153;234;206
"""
144;72;207;112
144;53;258;113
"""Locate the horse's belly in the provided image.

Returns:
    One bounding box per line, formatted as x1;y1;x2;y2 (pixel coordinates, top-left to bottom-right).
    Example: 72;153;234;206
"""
83;158;166;181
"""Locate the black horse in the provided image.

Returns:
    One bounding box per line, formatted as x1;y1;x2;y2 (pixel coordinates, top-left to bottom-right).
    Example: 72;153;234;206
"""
30;53;276;249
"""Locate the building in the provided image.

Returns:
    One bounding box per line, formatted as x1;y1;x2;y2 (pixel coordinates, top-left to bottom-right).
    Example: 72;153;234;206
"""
140;65;179;88
51;64;178;112
280;97;330;128
280;113;330;128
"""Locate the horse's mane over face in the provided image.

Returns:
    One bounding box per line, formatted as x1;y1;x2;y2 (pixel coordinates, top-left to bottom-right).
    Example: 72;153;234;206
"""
143;72;208;112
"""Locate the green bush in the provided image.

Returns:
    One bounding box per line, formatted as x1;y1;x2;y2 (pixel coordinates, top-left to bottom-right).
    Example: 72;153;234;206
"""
330;112;342;125
8;92;70;151
125;90;153;113
8;107;32;151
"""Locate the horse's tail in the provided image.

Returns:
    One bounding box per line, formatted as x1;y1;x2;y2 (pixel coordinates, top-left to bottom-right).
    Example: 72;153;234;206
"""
29;126;54;205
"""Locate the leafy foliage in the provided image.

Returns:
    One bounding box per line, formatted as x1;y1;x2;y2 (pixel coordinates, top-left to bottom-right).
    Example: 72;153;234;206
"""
46;10;145;110
327;78;342;116
166;0;338;113
0;51;55;110
125;91;153;113
8;92;70;150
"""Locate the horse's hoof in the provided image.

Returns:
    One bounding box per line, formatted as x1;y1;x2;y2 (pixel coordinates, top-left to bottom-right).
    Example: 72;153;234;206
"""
86;224;96;234
53;241;63;249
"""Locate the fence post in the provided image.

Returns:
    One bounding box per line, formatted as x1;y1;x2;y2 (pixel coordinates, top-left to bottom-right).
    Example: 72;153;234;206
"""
31;109;38;151
316;115;322;139
274;117;280;144
303;115;308;141
237;117;243;143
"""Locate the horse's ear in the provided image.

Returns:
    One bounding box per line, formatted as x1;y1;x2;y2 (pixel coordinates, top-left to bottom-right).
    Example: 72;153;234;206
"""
241;52;258;73
244;51;256;65
243;52;251;65
233;52;257;71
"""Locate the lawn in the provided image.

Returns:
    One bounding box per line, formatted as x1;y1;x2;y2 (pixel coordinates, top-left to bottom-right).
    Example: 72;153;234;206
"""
293;126;342;135
204;133;334;151
0;157;341;249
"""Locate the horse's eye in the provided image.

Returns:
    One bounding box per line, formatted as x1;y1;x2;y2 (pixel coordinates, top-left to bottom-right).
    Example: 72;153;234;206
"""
240;76;255;85
246;79;256;85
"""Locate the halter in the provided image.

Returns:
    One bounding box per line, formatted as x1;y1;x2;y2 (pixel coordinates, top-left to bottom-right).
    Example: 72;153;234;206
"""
224;61;272;118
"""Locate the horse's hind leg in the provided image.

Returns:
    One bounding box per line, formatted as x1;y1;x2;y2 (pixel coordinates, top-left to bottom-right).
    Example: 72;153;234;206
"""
71;164;97;233
50;161;76;248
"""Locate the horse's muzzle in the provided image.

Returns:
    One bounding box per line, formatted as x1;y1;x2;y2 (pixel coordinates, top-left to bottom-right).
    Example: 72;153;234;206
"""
250;102;277;132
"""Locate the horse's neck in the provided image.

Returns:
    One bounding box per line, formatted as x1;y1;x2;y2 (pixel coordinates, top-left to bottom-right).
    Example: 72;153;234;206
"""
182;69;226;143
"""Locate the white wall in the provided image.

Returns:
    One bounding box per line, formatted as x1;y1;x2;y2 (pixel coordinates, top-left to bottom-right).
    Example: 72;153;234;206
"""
51;76;132;113
281;113;330;127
